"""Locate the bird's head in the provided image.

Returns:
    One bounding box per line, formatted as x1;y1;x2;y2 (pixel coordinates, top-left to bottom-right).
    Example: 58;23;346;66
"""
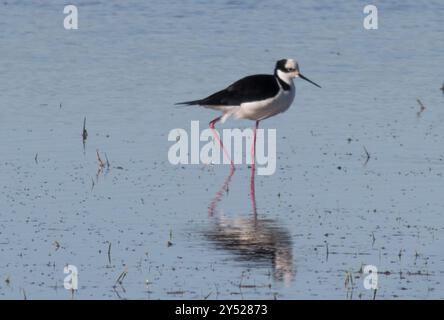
275;58;321;88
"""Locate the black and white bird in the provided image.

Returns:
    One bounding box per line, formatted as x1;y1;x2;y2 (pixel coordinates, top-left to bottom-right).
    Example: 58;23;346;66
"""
176;58;321;169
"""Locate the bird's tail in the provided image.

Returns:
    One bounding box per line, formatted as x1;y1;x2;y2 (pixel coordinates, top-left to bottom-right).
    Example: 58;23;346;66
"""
175;99;203;106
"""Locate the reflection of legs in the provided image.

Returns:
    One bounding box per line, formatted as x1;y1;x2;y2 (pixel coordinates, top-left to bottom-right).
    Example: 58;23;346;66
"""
207;116;236;216
209;116;235;169
250;121;259;217
208;166;235;216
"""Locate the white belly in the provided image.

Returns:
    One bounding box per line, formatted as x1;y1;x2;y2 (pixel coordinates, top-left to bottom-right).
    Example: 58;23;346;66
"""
235;86;295;121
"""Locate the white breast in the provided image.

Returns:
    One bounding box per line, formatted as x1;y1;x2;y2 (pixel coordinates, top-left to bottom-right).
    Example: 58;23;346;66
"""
235;83;295;121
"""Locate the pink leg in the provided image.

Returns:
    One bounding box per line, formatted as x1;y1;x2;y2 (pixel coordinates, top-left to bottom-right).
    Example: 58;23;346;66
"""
250;121;259;216
250;170;257;217
209;116;235;169
250;121;259;170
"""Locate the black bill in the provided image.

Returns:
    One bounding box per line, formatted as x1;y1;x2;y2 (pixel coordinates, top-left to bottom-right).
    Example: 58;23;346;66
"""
299;73;321;88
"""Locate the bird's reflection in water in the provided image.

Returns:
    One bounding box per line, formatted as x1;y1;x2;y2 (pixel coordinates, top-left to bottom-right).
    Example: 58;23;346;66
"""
205;215;294;283
205;167;295;284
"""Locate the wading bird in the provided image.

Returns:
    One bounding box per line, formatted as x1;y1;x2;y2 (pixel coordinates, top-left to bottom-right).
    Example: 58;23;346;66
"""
176;58;321;170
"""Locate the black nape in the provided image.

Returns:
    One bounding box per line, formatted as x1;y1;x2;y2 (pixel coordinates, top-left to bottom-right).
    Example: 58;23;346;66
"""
274;59;288;73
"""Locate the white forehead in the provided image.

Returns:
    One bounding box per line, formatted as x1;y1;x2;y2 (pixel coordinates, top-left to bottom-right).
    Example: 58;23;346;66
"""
285;59;298;69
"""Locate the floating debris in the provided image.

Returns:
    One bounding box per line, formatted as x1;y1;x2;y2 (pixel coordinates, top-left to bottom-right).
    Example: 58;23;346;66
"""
105;153;111;169
82;116;88;150
114;267;128;286
53;241;60;251
107;242;112;265
363;146;371;166
416;98;426;117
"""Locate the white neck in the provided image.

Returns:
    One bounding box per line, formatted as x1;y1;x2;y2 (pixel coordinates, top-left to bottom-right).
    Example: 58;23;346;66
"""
276;70;294;86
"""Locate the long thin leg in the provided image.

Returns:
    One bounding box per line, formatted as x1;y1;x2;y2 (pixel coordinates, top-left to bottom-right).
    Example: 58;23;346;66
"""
250;120;259;216
250;120;260;170
209;116;235;169
250;168;257;217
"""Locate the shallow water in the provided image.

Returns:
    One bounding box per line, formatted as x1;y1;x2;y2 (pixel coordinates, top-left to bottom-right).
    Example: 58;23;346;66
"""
0;0;443;299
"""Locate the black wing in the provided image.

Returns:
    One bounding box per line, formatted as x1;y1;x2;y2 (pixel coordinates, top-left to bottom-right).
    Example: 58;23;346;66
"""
176;74;279;106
